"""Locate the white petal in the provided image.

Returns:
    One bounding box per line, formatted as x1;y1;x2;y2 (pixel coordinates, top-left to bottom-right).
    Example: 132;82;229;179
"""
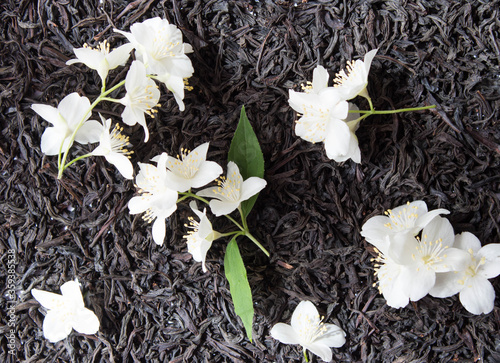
360;216;393;251
311;65;329;91
459;276;495;314
477;243;500;278
453;232;481;253
240;177;267;202
304;342;333;362
74;120;102;144
421;216;455;248
152;217;167;246
72;307;100;335
32;104;61;125
314;323;346;348
209;199;238;217
31;289;65;310
58;93;91;130
189;161;223;189
404;267;435;302
363;49;379;72
40;127;69;156
43;310;73;342
106;153;134;180
69;47;103;69
433;247;469;273
106;43;134;69
324;118;352;161
415;208;450;231
128;196;150;214
60;280;84;309
270;323;301;345
196;187;221;199
290;301;319;331
429;272;463;298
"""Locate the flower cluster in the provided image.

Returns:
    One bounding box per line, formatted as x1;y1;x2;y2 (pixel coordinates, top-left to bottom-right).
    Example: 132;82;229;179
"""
288;50;377;163
361;200;500;314
32;17;194;179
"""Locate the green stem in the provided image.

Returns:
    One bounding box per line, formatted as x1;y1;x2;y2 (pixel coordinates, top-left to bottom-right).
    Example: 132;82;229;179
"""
244;230;270;257
303;349;309;363
63;153;93;169
348;105;436;115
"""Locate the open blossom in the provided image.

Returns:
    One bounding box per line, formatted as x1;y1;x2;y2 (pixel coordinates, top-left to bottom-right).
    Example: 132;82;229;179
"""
184;201;221;272
164;142;222;192
115;17;194;111
66;40;133;83
32;93;101;155
370;217;468;308
196;161;267;217
91;115;134;180
333;49;378;100
31;279;99;343
361;200;450;254
270;301;346;362
128;153;178;246
119;60;160;142
430;232;500;314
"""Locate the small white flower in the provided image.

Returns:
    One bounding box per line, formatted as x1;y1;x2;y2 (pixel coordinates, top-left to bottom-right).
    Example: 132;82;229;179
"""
184;201;221;272
31;279;99;343
370;217;468;307
119;60;160;142
91;115;134;179
164;142;223;192
66;40;134;83
361;200;450;253
196;161;267;217
333;49;378;100
430;232;500;314
270;300;346;362
115;17;194;111
32;93;101;155
128;153;178;245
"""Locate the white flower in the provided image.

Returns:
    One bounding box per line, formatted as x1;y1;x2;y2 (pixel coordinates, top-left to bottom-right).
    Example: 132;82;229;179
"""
66;40;133;83
31;279;99;343
270;300;346;362
128;153;178;245
324;103;362;163
115;17;194;111
430;232;500;314
119;60;160;142
333;49;378;100
91;115;134;179
164;142;223;192
361;200;450;253
196;161;267;217
32;93;101;155
371;217;468;307
184;201;221;272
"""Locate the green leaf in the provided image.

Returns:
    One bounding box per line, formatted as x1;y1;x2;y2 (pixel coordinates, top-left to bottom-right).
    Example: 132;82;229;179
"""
224;237;254;342
228;106;265;217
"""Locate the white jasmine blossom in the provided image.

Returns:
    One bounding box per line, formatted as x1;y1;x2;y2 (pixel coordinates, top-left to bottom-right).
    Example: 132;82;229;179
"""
66;41;134;84
430;232;500;314
184;201;221;272
196;161;267;217
119;60;160;142
270;300;346;362
91;115;134;179
128;153;178;245
31;279;99;343
32;93;101;155
164;142;223;192
333;49;378;100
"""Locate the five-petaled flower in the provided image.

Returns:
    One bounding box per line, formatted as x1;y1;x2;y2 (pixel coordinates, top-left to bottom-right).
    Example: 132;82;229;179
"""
32;92;101;156
197;161;267;217
66;40;133;85
91;115;134;180
333;49;378;100
270;300;346;362
165;142;223;192
430;232;500;314
128;153;178;246
184;201;221;272
31;279;99;343
115;17;194;111
119;60;161;142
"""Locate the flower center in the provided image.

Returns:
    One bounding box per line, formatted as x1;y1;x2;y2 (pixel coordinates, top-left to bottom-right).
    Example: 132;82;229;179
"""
295;312;328;344
212;173;241;202
333;60;362;87
152;28;181;60
167;148;200;179
383;202;419;231
131;84;160;112
84;40;110;55
296;105;329;142
458;249;485;285
412;235;449;270
110;124;133;157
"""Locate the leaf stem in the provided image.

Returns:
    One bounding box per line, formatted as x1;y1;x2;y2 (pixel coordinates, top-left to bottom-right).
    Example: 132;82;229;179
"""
348;105;436;115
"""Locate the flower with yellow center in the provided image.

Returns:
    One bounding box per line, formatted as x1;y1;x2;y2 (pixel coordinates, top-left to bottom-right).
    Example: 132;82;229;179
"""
91;115;134;179
163;142;222;192
31;279;99;343
196;161;267;217
184;201;221;273
66;40;134;84
128;153;178;246
430;232;500;314
119;60;160;142
333;49;378;100
270;300;346;362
